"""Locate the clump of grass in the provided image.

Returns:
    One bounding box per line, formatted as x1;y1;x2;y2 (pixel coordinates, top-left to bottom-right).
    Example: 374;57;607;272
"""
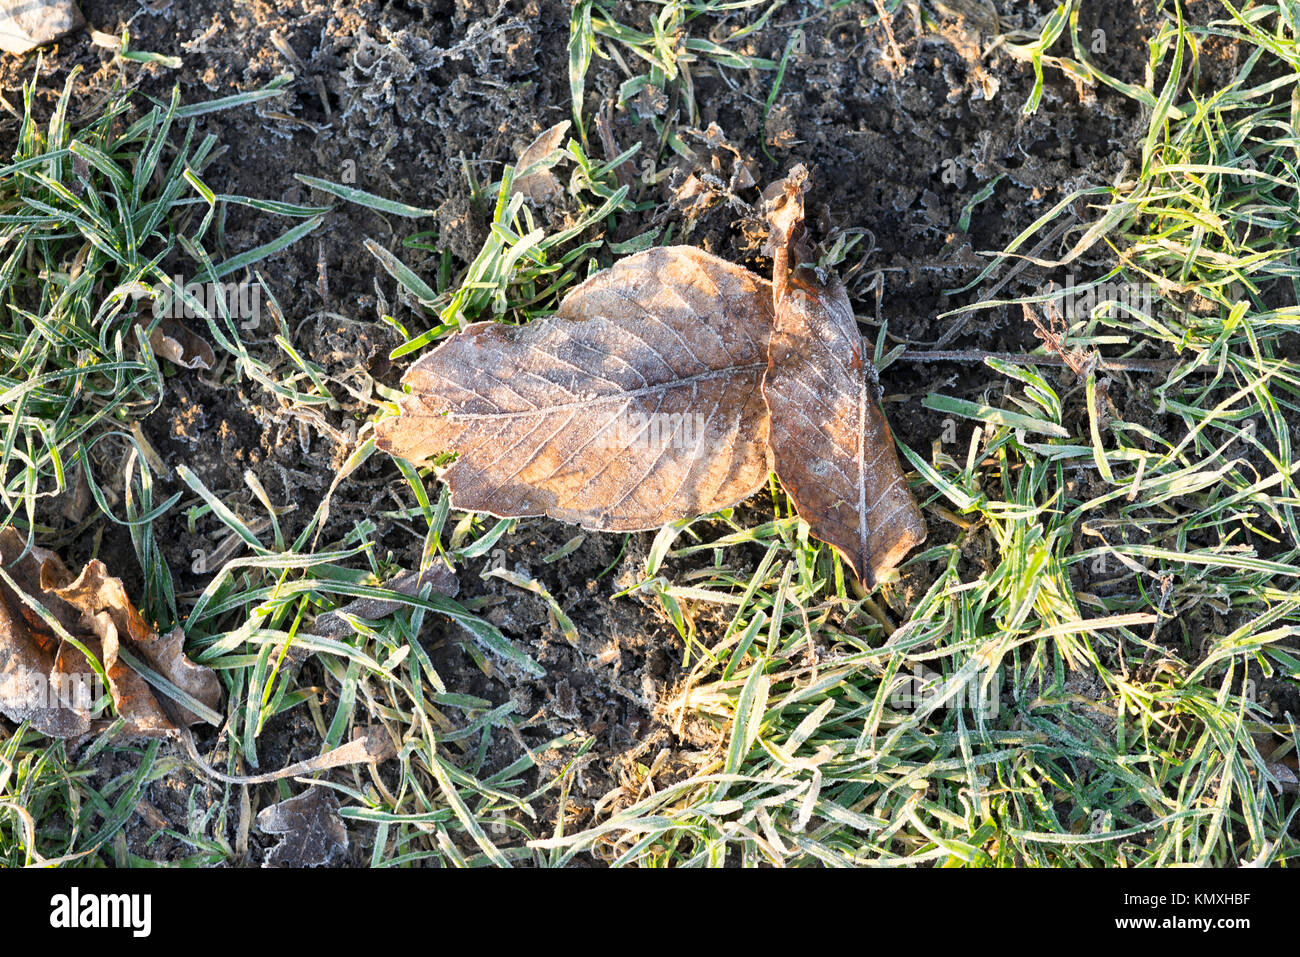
0;62;322;556
0;60;336;863
569;0;779;148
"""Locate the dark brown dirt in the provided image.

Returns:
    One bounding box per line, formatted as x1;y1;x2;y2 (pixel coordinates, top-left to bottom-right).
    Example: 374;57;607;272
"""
0;0;1177;864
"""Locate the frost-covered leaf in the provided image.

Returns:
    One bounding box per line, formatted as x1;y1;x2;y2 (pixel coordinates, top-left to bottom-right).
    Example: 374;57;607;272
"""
0;528;221;738
377;169;927;586
512;120;571;206
377;246;774;531
761;167;926;586
256;786;348;867
0;0;84;55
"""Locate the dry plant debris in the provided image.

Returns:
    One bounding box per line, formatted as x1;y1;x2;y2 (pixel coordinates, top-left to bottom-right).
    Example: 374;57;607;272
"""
511;120;572;206
763;168;927;586
312;565;459;637
256;786;349;868
378;168;926;585
147;316;217;371
0;528;221;738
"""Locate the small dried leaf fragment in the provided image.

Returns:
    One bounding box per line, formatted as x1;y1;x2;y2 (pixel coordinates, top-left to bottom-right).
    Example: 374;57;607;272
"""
1253;731;1300;794
57;468;92;523
148;317;216;370
377;246;774;531
256;786;349;867
512;120;570;206
762;168;926;586
0;533;95;737
0;528;221;737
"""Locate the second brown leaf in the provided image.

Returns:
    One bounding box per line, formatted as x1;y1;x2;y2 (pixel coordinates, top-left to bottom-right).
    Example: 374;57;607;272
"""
761;167;927;586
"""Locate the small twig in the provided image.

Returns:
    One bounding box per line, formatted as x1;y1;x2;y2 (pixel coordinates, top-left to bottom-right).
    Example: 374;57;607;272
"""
932;216;1075;348
871;0;908;74
594;100;635;191
180;726;394;786
1023;300;1090;375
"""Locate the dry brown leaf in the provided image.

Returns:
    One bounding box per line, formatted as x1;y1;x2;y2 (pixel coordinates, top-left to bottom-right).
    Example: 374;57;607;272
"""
56;468;92;524
512;120;570;206
148;317;216;370
377;245;774;531
376;168;927;586
762;167;926;586
0;528;221;738
0;532;96;737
